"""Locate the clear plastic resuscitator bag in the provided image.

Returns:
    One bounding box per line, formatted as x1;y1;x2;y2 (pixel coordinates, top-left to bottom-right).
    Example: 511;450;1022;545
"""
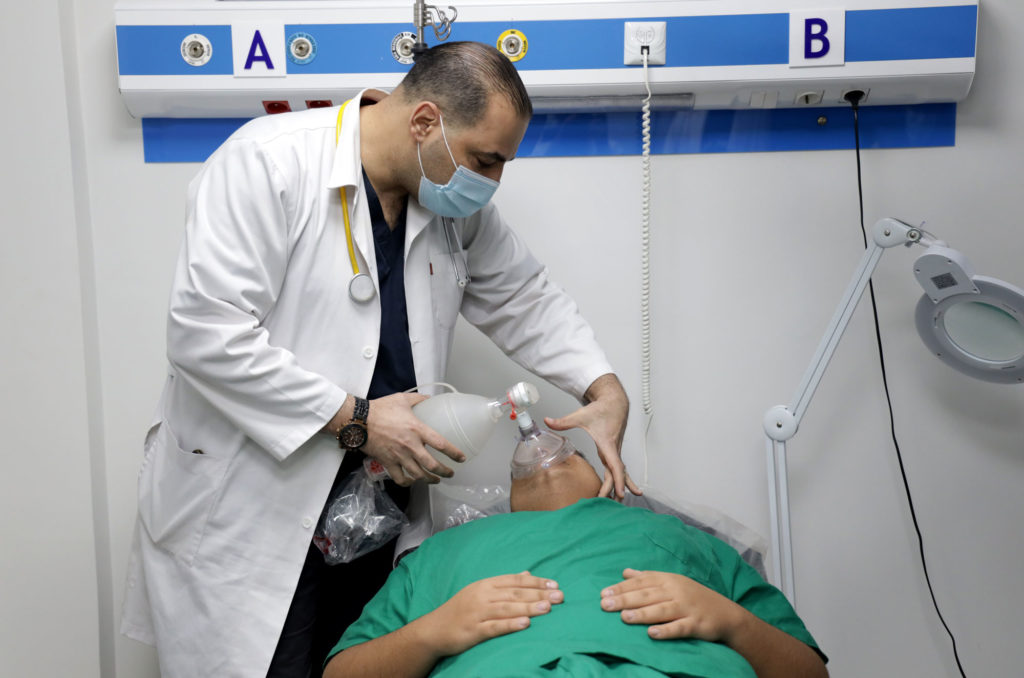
313;459;409;565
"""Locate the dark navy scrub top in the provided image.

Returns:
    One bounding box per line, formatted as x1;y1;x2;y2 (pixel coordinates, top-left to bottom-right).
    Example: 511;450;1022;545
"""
362;168;417;400
330;170;418;502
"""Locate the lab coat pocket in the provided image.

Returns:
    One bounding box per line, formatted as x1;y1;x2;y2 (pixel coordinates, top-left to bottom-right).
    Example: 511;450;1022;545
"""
428;249;467;330
137;422;228;565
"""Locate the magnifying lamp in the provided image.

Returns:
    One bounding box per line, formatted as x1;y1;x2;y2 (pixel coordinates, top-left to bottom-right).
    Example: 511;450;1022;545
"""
914;244;1024;383
763;217;1024;605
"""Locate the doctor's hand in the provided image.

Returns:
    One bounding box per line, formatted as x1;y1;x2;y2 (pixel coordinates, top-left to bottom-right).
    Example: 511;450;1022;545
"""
362;393;466;486
422;572;563;657
544;373;640;500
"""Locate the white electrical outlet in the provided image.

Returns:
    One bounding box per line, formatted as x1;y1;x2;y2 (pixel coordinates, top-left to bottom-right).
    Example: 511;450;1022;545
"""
624;21;666;66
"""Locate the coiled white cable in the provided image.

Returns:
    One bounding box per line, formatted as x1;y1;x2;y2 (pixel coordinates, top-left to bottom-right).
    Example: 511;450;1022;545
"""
640;50;653;484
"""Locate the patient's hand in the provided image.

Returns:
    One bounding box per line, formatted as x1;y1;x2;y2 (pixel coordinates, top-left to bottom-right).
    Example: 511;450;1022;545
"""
600;569;829;678
600;568;742;642
426;572;563;656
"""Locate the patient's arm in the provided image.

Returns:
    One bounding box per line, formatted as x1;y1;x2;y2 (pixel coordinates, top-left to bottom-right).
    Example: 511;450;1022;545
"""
601;569;828;678
324;572;563;678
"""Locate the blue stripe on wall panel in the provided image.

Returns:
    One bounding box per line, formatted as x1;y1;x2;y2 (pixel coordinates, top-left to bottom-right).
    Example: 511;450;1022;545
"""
116;25;234;75
142;118;251;162
520;104;955;156
287;14;788;73
141;103;956;164
283;24;412;74
846;6;977;61
664;14;788;67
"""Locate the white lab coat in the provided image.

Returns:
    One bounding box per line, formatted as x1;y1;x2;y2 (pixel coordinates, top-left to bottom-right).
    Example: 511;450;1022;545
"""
120;90;613;677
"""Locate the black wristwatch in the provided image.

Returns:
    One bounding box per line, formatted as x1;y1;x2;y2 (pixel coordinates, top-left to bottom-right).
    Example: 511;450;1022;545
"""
337;396;369;450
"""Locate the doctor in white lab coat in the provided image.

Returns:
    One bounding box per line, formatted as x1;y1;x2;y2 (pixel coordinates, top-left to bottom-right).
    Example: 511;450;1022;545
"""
121;42;636;678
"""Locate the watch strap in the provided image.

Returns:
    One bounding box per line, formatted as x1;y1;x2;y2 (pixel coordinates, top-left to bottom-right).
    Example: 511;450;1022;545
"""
352;396;369;425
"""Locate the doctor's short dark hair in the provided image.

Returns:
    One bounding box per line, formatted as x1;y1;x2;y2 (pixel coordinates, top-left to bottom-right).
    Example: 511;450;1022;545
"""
398;41;533;128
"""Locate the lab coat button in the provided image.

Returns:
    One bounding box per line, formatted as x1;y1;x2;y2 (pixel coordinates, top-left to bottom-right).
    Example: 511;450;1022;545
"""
302;517;314;529
362;346;375;359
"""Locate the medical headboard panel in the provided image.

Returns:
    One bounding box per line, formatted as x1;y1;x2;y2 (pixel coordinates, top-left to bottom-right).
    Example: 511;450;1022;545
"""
114;0;978;119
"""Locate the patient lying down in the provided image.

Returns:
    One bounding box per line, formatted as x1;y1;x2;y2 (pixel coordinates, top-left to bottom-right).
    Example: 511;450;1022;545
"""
324;452;829;678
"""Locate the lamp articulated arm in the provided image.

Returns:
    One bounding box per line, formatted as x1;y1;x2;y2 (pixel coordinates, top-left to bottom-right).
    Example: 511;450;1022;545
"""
762;217;924;605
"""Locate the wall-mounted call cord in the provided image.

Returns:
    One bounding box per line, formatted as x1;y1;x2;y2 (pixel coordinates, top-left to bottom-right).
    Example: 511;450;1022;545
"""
639;46;654;485
844;89;967;678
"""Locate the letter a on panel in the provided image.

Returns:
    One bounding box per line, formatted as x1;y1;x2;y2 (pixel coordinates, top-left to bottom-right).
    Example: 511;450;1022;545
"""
232;23;286;77
789;10;846;68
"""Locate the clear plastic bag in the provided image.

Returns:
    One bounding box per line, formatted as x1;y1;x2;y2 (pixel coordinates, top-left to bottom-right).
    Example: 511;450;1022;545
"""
313;464;409;565
430;482;509;533
443;503;488;530
623;489;769;579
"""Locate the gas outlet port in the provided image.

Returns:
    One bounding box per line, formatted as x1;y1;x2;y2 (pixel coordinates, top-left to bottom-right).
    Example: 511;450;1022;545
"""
287;32;317;65
497;29;528;62
180;33;212;67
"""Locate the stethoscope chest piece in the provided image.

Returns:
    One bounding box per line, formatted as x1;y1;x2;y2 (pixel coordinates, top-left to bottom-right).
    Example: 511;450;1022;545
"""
349;272;377;303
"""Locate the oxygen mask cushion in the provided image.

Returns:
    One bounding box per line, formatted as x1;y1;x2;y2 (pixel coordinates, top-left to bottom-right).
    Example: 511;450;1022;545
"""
509;432;577;479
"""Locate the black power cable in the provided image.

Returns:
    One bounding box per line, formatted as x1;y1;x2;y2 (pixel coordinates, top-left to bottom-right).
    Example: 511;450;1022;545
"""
843;90;968;678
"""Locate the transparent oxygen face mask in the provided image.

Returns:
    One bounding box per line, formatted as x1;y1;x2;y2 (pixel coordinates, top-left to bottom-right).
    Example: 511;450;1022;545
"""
508;389;578;479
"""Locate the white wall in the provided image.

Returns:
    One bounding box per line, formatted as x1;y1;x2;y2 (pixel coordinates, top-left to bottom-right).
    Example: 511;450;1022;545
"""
0;2;102;676
5;1;1022;676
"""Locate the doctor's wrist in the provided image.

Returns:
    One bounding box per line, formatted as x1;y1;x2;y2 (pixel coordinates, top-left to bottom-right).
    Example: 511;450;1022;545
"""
324;394;356;438
583;373;627;406
337;396;369;450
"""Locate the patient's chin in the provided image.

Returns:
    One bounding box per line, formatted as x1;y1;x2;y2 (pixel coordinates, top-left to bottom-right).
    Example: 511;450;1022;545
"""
510;459;602;511
510;489;556;512
513;487;596;512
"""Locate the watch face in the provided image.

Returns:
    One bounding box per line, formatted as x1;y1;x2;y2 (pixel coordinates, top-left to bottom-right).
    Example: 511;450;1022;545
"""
338;422;368;449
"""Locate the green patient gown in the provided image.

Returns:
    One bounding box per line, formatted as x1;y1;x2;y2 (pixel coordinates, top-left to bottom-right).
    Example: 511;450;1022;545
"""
328;498;824;677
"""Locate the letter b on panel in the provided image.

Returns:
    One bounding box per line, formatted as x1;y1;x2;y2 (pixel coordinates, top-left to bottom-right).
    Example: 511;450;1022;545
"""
789;10;846;68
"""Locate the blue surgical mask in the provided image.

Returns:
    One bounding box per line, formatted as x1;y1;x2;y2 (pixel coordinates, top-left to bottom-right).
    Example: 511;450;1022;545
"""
417;114;499;218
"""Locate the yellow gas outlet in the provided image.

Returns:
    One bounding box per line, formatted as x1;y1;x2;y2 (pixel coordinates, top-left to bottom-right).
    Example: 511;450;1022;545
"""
498;29;528;62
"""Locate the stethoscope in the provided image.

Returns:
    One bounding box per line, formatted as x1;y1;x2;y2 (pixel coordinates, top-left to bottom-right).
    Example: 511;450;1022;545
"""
335;101;471;304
